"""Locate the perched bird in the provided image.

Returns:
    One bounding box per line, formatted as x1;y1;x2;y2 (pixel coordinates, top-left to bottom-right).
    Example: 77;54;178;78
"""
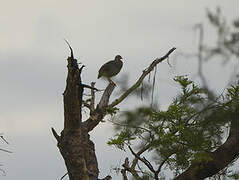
98;55;123;84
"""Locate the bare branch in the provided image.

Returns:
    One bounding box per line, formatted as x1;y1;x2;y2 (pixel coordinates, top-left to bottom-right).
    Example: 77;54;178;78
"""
82;83;99;91
128;146;155;173
109;47;176;108
90;82;96;114
0;135;9;144
51;127;60;142
98;82;116;110
122;157;142;180
82;82;116;132
0;148;12;153
130;144;152;169
64;39;74;59
60;172;68;180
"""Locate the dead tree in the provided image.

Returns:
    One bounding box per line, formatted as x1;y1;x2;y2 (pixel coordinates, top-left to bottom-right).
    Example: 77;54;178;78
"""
51;43;176;179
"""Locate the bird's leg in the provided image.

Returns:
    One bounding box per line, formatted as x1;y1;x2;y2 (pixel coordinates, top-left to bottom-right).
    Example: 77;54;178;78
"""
107;78;116;86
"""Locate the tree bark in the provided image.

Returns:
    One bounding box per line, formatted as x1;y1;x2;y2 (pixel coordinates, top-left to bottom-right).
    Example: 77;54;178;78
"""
51;54;99;180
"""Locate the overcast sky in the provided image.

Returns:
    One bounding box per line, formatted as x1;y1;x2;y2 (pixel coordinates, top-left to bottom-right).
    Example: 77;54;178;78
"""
0;1;238;179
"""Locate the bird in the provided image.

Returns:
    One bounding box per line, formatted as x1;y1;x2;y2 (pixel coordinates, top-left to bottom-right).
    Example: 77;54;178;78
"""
98;55;123;84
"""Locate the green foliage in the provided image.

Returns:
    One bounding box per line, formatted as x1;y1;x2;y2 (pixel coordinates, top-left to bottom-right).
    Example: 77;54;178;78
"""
108;76;239;177
106;107;119;116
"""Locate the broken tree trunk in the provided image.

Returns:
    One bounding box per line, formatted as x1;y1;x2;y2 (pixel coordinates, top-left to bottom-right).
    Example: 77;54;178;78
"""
51;44;115;179
51;53;97;179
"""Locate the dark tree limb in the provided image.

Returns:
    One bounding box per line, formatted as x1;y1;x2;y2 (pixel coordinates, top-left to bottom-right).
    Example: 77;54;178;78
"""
128;146;155;174
82;83;99;91
51;127;60;142
122;157;142;180
83;82;116;132
174;126;239;180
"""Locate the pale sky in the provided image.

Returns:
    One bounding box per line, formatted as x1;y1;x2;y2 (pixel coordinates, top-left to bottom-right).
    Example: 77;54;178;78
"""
0;1;238;179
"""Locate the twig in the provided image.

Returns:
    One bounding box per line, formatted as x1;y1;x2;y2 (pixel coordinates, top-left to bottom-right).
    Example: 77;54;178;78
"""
128;146;155;173
0;136;9;144
81;84;99;91
151;65;157;107
64;39;74;59
90;82;96;114
60;172;68;180
51;127;60;142
109;47;176;108
122;157;141;179
0;148;12;153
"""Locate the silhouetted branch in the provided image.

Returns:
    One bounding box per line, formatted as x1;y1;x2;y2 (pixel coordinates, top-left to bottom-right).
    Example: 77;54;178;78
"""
128;146;155;173
51;128;60;142
83;82;116;132
122;157;142;180
90;82;96;114
60;172;68;180
64;39;74;59
0;135;9;144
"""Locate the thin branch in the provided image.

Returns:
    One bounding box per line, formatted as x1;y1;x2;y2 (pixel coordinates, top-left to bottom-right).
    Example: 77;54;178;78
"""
83;82;116;132
90;82;96;114
151;65;157;107
109;47;176;108
122;157;142;180
82;83;99;91
128;145;155;173
0;136;9;144
51;127;60;142
131;144;152;169
64;39;74;59
156;155;171;174
0;148;12;153
60;172;68;180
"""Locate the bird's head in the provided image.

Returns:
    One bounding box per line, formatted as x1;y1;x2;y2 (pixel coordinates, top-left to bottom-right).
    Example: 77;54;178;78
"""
115;55;123;60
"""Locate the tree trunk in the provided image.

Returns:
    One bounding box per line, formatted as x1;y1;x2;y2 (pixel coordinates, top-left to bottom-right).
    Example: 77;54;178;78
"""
51;54;97;179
